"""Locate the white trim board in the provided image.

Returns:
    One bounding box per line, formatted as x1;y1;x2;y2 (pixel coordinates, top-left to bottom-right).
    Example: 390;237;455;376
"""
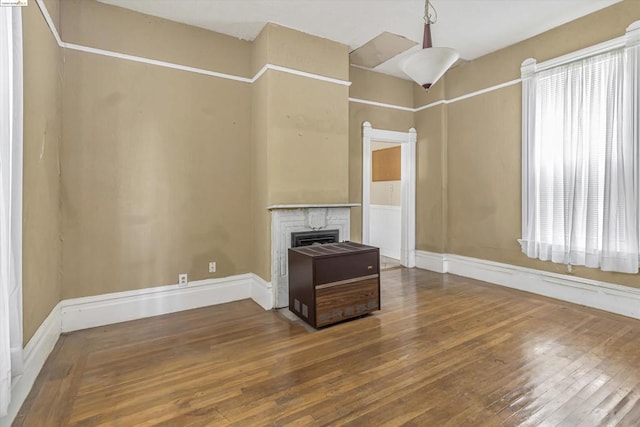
1;303;61;427
35;0;350;87
0;273;273;426
348;97;415;112
250;274;274;311
350;78;522;114
415;250;640;320
415;250;449;274
267;203;359;210
61;273;272;332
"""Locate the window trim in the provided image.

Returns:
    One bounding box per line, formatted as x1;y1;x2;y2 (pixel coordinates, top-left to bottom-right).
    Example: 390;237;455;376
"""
521;21;640;79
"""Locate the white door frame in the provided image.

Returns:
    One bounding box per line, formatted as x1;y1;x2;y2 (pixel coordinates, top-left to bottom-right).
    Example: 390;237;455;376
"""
362;122;416;268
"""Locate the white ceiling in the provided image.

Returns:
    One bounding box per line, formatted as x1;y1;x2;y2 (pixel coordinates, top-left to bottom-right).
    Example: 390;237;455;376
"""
97;0;622;80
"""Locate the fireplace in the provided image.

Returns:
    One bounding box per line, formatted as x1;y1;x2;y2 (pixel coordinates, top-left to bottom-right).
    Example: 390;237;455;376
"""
269;204;358;308
291;229;339;247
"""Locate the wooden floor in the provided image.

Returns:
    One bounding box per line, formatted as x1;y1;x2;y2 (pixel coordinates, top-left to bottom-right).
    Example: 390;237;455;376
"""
15;268;640;426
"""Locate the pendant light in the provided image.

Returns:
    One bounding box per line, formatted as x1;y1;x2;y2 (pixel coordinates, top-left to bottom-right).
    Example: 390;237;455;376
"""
402;0;459;91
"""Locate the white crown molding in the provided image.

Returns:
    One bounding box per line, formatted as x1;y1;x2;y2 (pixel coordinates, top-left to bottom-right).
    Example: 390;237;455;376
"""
35;0;350;87
416;250;640;320
1;303;61;427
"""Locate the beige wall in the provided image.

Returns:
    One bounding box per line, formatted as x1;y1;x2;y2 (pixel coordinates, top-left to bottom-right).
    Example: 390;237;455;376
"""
60;2;253;298
254;24;350;207
251;28;271;281
22;0;63;343
349;67;414;242
251;24;350;281
59;0;252;79
446;85;521;260
253;24;349;81
266;73;349;205
350;66;415;109
414;103;446;254
437;0;640;288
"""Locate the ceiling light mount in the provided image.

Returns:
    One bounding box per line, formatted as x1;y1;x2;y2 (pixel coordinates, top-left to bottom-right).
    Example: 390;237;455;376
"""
402;0;459;91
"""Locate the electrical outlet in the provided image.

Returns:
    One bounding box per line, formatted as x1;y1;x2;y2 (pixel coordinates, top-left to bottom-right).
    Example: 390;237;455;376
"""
209;262;216;273
178;273;188;287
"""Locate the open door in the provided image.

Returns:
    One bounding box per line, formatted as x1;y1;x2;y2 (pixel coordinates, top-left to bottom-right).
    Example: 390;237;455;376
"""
362;122;416;268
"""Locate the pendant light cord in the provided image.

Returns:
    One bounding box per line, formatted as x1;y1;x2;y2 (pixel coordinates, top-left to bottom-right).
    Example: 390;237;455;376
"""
424;0;438;25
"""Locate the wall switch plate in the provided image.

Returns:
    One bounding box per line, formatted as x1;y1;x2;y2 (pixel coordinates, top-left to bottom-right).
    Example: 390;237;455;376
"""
209;262;216;273
178;273;188;287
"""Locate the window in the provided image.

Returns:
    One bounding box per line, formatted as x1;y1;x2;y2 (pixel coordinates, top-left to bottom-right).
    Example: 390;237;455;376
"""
519;22;640;274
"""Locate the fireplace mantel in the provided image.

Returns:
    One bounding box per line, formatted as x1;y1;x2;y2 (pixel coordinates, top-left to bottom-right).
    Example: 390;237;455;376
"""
270;206;353;308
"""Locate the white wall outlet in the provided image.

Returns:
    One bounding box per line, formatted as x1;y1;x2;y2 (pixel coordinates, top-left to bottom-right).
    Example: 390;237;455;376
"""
209;262;216;273
178;273;188;287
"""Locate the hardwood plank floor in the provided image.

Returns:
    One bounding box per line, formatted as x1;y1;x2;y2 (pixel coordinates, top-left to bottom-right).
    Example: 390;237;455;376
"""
14;268;640;426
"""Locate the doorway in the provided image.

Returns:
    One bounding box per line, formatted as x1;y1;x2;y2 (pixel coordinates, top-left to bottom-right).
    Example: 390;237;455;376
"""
362;122;416;268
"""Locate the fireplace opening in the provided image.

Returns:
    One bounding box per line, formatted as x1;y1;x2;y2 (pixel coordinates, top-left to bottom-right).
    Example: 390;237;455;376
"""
291;229;339;248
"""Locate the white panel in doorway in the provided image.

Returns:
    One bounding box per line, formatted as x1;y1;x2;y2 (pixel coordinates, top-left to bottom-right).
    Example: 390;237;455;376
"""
369;205;401;260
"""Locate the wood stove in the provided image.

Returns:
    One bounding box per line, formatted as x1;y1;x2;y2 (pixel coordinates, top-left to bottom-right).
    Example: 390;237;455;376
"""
288;242;380;328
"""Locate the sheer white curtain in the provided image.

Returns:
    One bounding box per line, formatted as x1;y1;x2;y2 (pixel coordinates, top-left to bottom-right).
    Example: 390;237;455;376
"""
0;6;23;418
625;25;640;273
520;36;639;274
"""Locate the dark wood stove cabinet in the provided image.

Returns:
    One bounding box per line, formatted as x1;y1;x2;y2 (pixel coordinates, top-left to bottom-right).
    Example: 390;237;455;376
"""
288;242;380;328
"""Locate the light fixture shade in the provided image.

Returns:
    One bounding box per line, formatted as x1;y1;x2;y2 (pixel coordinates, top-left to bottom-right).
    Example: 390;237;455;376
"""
402;47;460;89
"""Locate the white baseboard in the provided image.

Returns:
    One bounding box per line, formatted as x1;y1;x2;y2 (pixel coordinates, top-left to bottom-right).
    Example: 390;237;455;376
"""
415;250;640;320
60;273;265;332
1;303;61;427
415;250;448;274
250;274;274;310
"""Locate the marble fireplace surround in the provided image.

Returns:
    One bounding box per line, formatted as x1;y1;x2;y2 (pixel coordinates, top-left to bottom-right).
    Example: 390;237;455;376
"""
269;204;359;308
